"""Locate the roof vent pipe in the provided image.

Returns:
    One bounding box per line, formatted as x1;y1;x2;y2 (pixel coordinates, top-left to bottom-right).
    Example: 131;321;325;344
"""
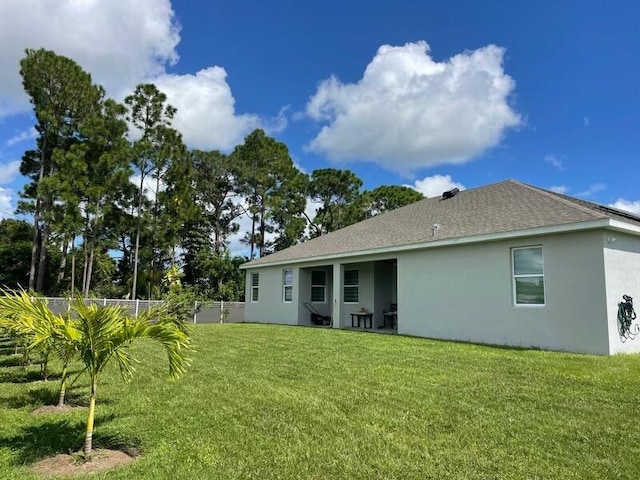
442;188;459;199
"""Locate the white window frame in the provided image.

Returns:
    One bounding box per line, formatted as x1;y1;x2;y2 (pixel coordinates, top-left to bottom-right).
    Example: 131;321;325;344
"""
251;272;259;303
512;246;545;307
283;269;293;303
310;270;326;303
344;269;359;304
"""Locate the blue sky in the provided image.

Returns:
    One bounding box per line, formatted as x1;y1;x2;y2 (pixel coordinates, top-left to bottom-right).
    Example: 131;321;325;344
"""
1;0;640;222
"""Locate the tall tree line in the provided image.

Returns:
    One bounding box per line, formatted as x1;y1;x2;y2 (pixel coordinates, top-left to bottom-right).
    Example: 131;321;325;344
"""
10;49;424;299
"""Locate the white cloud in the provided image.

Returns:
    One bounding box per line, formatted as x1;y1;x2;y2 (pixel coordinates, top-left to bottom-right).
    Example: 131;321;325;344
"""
226;194;321;257
226;196;275;258
302;197;324;237
406;174;466;198
153;68;262;151
609;200;640;215
6;127;37;146
131;174;164;202
0;160;20;184
305;41;521;174
577;183;606;197
0;1;268;152
550;185;569;194
293;162;308;174
0;187;14;218
0;0;180;116
544;154;565;170
583;116;590;127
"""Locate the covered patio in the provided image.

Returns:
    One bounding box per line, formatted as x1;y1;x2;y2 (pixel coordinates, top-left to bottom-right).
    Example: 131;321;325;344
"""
297;258;398;331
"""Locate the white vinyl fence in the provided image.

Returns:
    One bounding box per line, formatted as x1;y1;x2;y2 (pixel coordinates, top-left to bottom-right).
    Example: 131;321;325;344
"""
44;298;245;324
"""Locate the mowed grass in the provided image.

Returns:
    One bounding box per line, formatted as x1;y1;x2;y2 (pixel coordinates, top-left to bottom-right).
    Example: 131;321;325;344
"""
1;324;640;479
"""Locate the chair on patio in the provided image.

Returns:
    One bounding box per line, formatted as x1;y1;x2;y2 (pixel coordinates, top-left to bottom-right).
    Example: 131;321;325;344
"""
303;302;332;326
382;303;397;329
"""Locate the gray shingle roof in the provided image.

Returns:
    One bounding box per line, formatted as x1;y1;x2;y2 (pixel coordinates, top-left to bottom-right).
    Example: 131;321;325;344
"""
244;179;640;267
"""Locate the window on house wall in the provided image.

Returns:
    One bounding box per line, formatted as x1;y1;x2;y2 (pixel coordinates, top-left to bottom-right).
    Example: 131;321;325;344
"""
512;246;545;305
311;270;326;303
344;269;359;303
251;272;259;302
283;269;293;302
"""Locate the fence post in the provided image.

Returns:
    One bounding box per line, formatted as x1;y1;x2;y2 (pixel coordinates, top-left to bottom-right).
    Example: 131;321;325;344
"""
135;299;139;318
103;298;107;306
193;301;198;324
220;300;224;324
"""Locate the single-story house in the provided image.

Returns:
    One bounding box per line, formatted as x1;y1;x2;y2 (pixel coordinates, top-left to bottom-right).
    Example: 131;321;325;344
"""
240;180;640;355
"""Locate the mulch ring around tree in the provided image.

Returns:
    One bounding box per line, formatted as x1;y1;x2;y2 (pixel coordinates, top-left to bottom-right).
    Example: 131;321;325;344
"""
31;449;137;477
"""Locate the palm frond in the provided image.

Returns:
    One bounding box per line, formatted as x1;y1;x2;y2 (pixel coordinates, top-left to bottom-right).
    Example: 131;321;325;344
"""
68;297;192;382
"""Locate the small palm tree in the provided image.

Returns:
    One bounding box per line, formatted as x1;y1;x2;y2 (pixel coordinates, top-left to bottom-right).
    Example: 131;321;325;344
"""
0;290;64;380
68;298;192;456
0;289;77;403
0;290;192;456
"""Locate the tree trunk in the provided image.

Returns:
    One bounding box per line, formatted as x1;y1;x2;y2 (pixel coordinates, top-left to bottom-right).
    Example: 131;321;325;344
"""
29;218;40;291
259;201;266;256
249;215;256;260
83;240;95;296
131;174;145;299
81;237;89;294
214;230;221;254
132;223;141;299
249;188;257;260
57;362;68;407
40;352;49;380
84;379;97;456
36;222;50;292
71;245;76;293
151;175;161;297
56;235;69;289
36;160;55;293
28;143;47;291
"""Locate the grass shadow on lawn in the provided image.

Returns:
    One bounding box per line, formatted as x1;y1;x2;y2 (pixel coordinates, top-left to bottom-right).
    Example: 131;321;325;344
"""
0;413;131;465
0;384;91;409
0;370;63;384
0;356;30;367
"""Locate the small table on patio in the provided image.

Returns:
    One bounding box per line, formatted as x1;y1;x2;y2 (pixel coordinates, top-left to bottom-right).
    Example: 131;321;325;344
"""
350;312;373;329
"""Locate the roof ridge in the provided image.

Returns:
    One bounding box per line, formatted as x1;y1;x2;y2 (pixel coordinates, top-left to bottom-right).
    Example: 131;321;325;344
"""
244;178;640;269
508;180;609;220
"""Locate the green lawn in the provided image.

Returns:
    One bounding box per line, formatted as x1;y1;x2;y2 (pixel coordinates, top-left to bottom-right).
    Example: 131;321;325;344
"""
1;324;640;479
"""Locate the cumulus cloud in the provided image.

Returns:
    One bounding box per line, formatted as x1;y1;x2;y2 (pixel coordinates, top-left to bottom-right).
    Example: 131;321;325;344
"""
225;194;323;257
226;196;270;258
544;154;565;170
549;185;569;194
153;67;262;151
0;0;180;116
577;183;606;197
0;160;21;184
0;187;14;218
131;174;164;202
609;200;640;215
6;127;37;146
305;41;521;174
0;0;268;151
406;174;466;198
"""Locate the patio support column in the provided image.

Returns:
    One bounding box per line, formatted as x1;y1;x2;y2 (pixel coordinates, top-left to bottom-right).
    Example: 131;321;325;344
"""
332;262;343;328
